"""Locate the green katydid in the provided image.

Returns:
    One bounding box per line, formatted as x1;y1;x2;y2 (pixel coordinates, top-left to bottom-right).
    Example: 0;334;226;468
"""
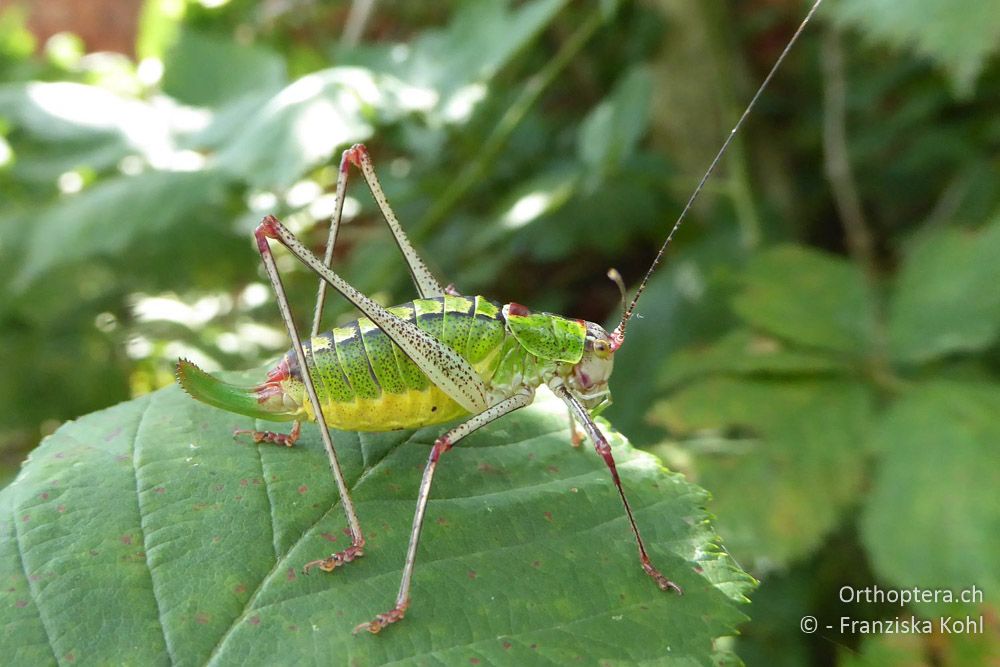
176;0;824;635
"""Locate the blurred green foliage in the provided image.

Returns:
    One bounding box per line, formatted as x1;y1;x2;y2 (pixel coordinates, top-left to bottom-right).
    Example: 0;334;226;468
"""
1;0;998;664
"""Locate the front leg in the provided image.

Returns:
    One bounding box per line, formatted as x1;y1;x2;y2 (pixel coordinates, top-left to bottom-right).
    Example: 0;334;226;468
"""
556;386;683;595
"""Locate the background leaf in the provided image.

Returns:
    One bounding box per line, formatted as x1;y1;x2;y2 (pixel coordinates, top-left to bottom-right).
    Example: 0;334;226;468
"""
0;385;751;665
731;245;876;357
660;328;846;388
212;68;378;189
577;65;653;179
161;29;286;107
829;0;1000;96
887;216;1000;364
0;82;173;182
12;168;236;291
650;377;872;569
369;0;569;105
860;381;1000;618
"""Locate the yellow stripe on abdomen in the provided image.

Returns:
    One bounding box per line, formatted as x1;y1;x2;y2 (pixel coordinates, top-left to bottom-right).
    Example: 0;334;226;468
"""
300;385;470;432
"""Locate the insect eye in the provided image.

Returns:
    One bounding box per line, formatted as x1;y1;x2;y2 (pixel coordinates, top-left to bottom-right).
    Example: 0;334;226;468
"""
594;340;609;354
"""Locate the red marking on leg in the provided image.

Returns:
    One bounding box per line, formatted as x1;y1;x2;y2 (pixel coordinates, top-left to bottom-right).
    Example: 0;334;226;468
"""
254;215;282;252
430;436;452;463
596;444;622;486
233;421;300;447
352;599;409;635
302;541;365;575
508;302;530;317
345;143;369;168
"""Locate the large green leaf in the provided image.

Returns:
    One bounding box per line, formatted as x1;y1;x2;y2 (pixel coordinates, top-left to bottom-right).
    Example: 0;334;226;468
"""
887;217;1000;364
861;381;1000;618
0;384;751;665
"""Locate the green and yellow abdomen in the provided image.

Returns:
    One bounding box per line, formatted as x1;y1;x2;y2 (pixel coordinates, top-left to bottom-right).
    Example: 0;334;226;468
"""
176;294;588;431
285;295;508;430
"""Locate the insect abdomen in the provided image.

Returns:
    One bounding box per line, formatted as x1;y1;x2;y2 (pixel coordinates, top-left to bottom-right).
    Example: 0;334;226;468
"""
290;295;507;430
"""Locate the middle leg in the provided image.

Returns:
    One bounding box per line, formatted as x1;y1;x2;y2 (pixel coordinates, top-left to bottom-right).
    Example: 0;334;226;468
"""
354;389;535;634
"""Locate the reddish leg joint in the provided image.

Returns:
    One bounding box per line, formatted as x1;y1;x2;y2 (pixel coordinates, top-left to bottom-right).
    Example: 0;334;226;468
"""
344;143;369;168
254;215;281;252
353;600;409;635
430;436;452;463
303;542;365;574
234;421;301;447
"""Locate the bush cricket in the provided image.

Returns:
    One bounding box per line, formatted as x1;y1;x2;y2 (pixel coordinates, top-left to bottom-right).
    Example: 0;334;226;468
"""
176;0;823;634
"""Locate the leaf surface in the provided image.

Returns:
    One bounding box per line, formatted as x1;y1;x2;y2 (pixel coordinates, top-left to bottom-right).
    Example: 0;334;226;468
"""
860;381;1000;618
0;384;751;665
887;217;1000;364
731;246;875;357
651;377;873;569
12;169;235;291
829;0;1000;96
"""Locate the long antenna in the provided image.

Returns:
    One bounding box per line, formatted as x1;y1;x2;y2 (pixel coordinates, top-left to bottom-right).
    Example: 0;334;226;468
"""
610;0;825;350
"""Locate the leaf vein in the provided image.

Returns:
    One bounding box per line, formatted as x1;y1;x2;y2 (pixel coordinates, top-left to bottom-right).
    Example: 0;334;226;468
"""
131;393;175;664
204;428;418;664
11;501;60;666
251;418;281;560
